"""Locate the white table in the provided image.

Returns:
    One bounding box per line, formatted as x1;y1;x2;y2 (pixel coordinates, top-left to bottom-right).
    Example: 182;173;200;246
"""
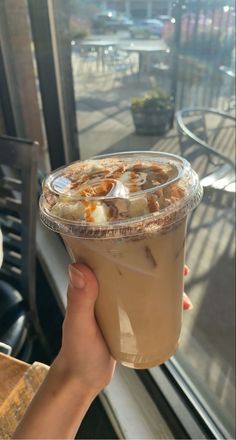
118;41;169;74
79;40;117;71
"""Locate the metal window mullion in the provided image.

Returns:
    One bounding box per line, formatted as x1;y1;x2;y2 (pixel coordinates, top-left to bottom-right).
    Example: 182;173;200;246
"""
165;358;233;439
47;0;70;164
137;361;232;440
27;0;66;170
50;0;80;164
28;0;80;169
137;368;205;440
170;0;183;121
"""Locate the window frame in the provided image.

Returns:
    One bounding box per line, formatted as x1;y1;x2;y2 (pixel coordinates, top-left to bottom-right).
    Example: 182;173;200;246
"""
137;359;233;439
1;0;234;438
27;0;80;169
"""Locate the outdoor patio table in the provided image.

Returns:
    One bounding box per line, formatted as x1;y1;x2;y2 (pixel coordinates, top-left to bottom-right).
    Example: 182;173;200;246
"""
118;41;169;75
79;40;117;71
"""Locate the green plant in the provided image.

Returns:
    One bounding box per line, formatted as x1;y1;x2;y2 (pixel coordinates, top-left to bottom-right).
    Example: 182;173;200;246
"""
72;29;89;40
131;89;174;113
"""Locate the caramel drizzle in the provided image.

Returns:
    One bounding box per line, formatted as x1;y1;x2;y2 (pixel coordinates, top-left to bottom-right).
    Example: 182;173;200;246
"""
66;161;171;198
80;179;114;198
108;165;125;179
82;201;96;222
47;160;185;223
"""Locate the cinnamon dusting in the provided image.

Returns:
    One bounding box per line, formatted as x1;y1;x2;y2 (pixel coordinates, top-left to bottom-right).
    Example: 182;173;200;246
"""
147;194;160;213
43;157;186;225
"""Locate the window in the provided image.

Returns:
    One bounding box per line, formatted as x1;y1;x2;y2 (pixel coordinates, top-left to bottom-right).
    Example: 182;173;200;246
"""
55;0;236;436
0;0;235;438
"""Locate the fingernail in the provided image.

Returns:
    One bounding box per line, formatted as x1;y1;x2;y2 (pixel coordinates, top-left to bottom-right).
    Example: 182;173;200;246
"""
69;265;86;289
183;293;193;311
184;266;190;276
183;302;193;311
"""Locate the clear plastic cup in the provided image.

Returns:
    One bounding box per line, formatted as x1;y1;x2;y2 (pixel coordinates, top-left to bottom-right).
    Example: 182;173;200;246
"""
39;151;202;368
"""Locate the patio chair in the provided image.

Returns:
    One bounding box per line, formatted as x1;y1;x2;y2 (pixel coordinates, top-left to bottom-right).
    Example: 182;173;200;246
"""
175;108;235;208
104;47;134;78
150;49;172;89
73;44;98;74
151;49;171;71
0;136;48;360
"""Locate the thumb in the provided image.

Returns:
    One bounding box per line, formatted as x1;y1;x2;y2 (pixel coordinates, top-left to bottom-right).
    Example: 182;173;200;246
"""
66;264;99;319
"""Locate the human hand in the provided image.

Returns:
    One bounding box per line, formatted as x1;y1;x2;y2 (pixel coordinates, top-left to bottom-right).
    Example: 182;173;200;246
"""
55;263;192;390
183;265;193;311
13;263;193;439
54;264;116;398
13;264;115;439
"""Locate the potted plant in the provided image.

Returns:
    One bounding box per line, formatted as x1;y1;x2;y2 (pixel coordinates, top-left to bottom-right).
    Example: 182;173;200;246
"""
131;88;174;135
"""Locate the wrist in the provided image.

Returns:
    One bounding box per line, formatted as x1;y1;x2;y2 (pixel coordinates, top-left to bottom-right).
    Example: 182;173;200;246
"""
51;355;99;402
13;355;97;439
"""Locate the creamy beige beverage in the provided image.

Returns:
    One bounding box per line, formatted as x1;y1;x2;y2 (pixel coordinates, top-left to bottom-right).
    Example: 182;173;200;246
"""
40;152;202;368
63;220;186;368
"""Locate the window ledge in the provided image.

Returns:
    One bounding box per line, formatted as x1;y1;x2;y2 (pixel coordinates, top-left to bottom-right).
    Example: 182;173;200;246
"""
36;219;174;439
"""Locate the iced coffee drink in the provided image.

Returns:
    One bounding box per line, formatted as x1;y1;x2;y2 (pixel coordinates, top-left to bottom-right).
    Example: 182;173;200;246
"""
40;152;202;368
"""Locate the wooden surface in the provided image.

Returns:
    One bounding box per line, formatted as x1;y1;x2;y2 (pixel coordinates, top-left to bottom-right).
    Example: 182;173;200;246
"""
0;353;48;439
0;353;29;406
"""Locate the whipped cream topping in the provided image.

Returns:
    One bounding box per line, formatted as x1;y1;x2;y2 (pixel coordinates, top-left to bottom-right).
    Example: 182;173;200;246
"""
42;157;186;225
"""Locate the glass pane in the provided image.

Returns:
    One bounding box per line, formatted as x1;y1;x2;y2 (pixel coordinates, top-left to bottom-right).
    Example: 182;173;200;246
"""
176;183;235;431
67;0;235;434
70;3;175;160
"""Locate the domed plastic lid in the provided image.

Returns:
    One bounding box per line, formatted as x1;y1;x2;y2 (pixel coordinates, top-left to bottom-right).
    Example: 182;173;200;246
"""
39;151;203;238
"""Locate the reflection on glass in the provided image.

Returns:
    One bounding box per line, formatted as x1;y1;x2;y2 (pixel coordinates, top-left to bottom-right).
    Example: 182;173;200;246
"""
68;1;235;434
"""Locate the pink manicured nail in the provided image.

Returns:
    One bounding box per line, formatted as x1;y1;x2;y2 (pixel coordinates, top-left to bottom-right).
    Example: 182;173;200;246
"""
184;265;190;276
183;293;193;311
69;265;86;289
